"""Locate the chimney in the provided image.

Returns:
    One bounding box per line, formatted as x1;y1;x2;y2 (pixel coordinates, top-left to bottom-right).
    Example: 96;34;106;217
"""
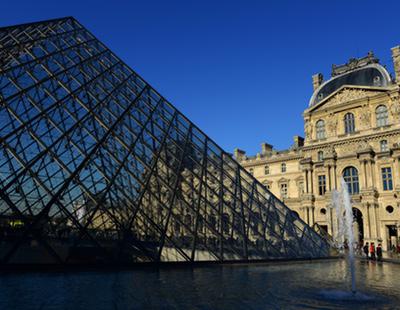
312;73;323;91
233;148;246;161
261;142;273;155
391;45;400;83
293;135;304;148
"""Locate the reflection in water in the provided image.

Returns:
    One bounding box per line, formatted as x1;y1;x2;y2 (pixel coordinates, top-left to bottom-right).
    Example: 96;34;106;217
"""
0;260;398;309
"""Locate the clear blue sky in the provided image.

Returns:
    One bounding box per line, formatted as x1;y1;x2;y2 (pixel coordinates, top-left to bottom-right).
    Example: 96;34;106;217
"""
1;1;400;154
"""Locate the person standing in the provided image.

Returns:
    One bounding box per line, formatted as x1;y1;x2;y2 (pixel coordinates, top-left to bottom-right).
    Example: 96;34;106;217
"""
363;242;369;259
370;242;376;261
376;243;383;262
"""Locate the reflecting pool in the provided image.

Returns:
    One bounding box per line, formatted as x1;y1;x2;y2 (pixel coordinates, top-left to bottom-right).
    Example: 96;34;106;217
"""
0;259;399;309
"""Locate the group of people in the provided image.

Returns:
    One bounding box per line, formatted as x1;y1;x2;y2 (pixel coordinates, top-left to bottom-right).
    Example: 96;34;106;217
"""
363;242;383;261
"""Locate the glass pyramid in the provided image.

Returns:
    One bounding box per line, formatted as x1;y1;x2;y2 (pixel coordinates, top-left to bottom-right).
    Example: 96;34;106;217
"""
0;17;329;264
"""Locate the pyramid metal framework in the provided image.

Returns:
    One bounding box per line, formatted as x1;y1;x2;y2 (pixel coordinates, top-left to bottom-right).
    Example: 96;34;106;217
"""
0;17;329;264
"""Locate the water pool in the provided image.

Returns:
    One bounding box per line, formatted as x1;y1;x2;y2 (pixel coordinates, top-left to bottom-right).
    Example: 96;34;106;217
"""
0;259;398;309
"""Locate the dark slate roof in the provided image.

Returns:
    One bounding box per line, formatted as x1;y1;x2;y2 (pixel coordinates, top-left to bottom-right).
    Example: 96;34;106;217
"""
309;64;391;107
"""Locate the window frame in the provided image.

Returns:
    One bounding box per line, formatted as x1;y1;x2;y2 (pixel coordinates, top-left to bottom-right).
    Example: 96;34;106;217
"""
381;167;393;191
376;105;389;127
316;119;326;140
380;140;388;152
280;183;288;198
342;166;359;195
318;175;326;196
344;113;355;134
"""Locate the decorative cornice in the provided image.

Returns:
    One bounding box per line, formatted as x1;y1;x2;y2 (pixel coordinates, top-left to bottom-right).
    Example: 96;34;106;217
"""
303;128;400;152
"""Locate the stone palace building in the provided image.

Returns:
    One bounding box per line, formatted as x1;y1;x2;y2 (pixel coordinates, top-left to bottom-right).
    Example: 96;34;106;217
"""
234;46;400;251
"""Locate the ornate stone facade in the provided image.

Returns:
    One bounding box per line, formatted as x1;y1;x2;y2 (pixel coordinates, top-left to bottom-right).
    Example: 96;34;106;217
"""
235;48;400;251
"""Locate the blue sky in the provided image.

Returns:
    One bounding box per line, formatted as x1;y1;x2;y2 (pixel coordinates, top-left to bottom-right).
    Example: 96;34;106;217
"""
1;1;400;155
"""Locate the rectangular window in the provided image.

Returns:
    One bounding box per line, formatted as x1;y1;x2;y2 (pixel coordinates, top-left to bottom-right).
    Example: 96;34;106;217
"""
344;113;355;134
318;175;326;196
382;167;393;191
280;183;288;198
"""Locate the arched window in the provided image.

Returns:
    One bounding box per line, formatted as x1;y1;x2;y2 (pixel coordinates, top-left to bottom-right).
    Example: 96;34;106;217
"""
316;120;326;139
380;140;388;152
344;113;355;134
343;166;359;194
264;165;269;175
376;105;388;127
249;168;254;176
317;151;324;161
281;163;286;173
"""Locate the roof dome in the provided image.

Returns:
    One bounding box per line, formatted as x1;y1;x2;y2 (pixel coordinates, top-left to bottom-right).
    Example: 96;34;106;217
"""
309;61;392;107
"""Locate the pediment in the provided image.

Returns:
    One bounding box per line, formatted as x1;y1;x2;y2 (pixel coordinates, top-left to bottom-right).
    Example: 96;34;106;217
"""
309;85;387;112
278;177;289;184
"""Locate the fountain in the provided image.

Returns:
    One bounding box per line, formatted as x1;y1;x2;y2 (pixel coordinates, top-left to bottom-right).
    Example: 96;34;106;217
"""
316;177;382;303
332;177;356;294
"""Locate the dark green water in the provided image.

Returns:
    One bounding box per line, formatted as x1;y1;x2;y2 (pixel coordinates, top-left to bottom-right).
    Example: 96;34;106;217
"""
0;260;398;309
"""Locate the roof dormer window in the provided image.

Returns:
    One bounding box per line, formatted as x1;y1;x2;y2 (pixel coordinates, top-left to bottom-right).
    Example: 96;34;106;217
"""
373;75;381;86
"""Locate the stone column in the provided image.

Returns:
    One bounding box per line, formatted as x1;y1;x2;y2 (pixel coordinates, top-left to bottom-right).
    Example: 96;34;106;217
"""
363;160;368;188
368;203;378;240
310;169;314;195
371;161;376;188
365;160;370;188
305;170;309;193
374;203;381;240
311;207;315;226
327;166;332;191
333;165;338;189
367;161;374;188
330;165;336;191
363;203;371;240
393;156;400;190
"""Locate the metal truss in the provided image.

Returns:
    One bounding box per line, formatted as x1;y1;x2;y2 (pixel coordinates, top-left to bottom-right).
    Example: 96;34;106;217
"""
0;17;329;264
